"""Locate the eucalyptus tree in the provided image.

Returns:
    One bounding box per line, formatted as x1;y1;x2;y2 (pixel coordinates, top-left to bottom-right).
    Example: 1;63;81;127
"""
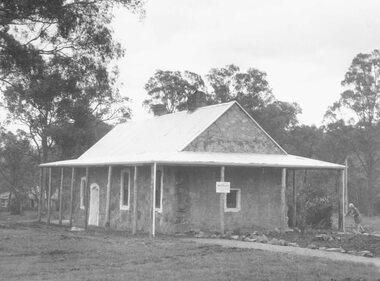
325;50;380;214
0;0;142;162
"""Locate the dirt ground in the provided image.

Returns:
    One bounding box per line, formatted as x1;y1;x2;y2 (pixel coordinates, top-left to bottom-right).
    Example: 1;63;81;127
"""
0;218;380;280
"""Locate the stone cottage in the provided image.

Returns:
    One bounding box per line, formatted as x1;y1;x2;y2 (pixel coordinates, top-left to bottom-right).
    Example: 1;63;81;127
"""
40;100;345;236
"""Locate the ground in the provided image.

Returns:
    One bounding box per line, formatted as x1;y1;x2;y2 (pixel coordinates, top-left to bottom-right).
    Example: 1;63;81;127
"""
1;212;380;281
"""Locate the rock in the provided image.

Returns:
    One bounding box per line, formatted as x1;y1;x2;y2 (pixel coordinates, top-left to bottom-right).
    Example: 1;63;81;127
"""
293;227;301;233
194;231;205;238
230;235;239;240
273;228;281;234
307;243;318;249
257;234;269;243
313;234;333;242
287;242;299;247
359;250;374;258
325;247;345;253
268;238;280;245
347;250;357;255
251;231;259;236
278;239;287;246
269;238;287;246
70;226;84;232
244;237;257;242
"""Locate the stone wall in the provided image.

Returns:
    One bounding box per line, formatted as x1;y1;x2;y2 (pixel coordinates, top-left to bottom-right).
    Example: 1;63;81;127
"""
70;165;287;234
72;166;153;233
173;166;286;232
184;103;284;154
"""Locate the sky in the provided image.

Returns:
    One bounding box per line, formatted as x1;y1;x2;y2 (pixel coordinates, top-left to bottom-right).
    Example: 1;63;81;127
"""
112;0;380;125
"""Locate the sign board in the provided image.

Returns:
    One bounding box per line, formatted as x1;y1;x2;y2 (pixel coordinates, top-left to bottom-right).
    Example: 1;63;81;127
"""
216;181;230;193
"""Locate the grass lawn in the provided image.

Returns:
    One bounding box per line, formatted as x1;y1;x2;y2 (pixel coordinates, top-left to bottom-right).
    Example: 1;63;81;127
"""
0;220;379;281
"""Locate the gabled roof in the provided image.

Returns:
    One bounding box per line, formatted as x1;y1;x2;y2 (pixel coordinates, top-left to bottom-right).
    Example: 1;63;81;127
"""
41;101;344;170
78;101;238;159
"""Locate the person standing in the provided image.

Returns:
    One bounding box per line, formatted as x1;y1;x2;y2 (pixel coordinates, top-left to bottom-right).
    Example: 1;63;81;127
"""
347;203;365;233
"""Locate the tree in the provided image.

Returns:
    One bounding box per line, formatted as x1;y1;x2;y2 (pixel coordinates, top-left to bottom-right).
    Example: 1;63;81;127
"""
325;50;380;214
1;54;131;163
0;0;140;163
0;0;144;83
206;64;301;145
144;65;301;142
0;129;38;213
144;70;206;115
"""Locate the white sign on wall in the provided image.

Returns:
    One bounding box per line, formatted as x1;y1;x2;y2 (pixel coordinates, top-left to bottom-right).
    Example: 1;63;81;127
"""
216;181;231;193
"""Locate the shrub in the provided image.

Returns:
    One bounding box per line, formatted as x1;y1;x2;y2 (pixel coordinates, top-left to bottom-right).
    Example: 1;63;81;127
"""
304;197;333;229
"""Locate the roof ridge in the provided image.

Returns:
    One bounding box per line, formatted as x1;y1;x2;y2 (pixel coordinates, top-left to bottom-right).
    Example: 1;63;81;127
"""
116;101;237;126
150;100;236;119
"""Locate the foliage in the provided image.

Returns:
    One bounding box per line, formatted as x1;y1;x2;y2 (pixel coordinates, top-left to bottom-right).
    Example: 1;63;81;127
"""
0;0;140;163
144;65;301;145
207;64;274;109
324;50;380;215
0;129;39;213
0;0;144;80
144;70;206;114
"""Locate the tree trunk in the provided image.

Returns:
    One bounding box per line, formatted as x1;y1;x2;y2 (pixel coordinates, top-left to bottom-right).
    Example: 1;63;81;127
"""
41;133;48;163
7;191;12;212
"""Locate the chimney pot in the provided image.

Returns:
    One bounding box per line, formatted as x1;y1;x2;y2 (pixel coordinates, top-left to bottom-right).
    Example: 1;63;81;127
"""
151;104;168;116
187;91;207;112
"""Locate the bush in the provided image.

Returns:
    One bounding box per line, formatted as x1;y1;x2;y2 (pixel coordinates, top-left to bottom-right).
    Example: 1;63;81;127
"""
9;197;21;215
304;197;332;229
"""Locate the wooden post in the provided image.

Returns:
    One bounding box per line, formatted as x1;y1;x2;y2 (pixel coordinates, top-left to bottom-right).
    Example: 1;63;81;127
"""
220;166;225;235
58;167;64;225
105;166;112;229
37;167;43;222
338;170;343;230
341;169;346;232
292;169;297;228
47;167;52;225
281;168;287;232
69;167;75;227
344;158;348;214
150;163;157;238
84;167;89;229
132;166;138;235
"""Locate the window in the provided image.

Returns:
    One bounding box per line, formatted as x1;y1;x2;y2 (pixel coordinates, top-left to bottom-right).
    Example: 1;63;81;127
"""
80;177;86;210
225;188;241;212
120;169;130;210
155;168;163;213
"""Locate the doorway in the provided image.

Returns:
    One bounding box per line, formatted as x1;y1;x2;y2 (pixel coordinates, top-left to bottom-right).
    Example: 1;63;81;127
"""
89;183;100;226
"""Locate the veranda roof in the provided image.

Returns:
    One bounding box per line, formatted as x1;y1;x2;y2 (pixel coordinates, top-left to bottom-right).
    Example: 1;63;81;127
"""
40;101;344;170
40;151;344;170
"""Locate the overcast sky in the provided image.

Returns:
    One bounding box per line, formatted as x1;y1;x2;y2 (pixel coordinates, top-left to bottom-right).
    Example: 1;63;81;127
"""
112;0;380;125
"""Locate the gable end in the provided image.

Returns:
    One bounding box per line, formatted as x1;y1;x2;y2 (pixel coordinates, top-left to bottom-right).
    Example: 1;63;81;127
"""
182;103;287;154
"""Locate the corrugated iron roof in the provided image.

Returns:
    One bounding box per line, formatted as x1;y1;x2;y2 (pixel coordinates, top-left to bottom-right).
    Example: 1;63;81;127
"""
41;152;344;169
40;101;344;170
79;101;236;159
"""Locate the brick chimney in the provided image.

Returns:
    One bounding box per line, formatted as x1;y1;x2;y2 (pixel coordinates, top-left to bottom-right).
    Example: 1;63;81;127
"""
187;91;207;112
151;104;168;116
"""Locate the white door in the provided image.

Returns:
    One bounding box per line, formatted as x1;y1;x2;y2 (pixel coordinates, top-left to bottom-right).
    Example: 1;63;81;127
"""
89;184;100;226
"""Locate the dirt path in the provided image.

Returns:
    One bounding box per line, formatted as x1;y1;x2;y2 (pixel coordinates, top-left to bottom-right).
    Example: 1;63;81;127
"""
186;238;380;268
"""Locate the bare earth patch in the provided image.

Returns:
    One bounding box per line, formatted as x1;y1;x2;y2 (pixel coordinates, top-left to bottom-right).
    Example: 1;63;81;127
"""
0;221;380;281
